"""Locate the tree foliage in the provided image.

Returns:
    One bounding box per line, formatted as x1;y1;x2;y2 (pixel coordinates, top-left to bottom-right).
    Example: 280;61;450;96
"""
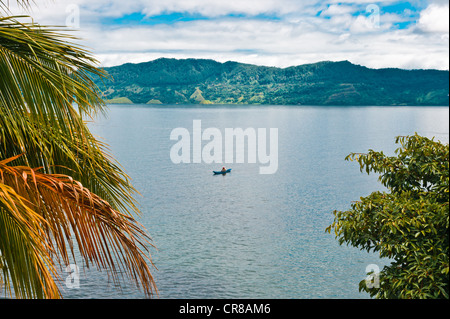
326;134;449;299
93;58;449;106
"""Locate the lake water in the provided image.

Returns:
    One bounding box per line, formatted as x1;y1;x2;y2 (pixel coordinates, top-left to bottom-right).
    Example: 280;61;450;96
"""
61;105;448;299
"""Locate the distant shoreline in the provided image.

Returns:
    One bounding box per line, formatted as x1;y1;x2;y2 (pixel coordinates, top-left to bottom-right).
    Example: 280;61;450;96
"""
104;102;450;109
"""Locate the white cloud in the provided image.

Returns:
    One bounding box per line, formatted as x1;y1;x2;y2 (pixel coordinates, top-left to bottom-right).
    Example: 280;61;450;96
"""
7;0;314;20
79;15;448;70
141;0;300;17
3;0;449;70
320;4;355;17
417;3;449;33
327;0;396;3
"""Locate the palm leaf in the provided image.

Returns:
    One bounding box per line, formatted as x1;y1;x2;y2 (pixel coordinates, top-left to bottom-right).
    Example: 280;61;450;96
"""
0;155;157;297
0;10;157;298
0;15;140;216
0;182;60;298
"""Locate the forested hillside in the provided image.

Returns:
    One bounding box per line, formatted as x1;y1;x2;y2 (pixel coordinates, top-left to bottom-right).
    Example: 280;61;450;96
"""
92;58;449;106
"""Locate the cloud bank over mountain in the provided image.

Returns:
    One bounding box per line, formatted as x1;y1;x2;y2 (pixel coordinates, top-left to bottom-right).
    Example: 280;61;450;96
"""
8;0;449;70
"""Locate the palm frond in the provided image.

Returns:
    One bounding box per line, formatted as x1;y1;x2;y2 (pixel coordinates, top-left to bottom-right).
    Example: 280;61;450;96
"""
0;15;137;217
0;181;60;298
0;13;157;298
0;155;157;297
0;1;34;13
0;15;108;125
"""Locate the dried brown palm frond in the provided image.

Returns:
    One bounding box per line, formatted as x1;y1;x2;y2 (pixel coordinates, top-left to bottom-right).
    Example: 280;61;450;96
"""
0;154;157;298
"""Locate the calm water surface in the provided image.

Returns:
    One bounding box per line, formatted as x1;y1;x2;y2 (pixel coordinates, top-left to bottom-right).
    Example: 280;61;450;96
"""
61;105;449;299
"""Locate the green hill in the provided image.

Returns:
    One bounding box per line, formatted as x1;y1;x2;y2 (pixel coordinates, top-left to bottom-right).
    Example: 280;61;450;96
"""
105;97;133;104
93;58;449;106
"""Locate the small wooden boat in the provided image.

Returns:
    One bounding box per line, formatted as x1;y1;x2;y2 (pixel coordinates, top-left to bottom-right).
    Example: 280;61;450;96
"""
213;169;231;175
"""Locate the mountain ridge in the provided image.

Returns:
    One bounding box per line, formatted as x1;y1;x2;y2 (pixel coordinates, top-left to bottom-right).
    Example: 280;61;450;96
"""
92;58;449;106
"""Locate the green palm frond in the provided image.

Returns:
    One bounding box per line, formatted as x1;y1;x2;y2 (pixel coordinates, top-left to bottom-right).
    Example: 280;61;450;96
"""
0;1;32;13
0;15;139;216
0;9;157;298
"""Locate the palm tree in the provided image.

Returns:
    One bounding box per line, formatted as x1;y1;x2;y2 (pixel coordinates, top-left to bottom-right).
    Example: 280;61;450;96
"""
0;1;156;298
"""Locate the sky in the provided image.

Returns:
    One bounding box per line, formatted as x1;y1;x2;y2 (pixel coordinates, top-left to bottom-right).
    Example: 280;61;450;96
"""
7;0;450;69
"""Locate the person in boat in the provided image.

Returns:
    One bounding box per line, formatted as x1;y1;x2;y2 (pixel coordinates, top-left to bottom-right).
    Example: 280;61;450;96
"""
221;167;227;172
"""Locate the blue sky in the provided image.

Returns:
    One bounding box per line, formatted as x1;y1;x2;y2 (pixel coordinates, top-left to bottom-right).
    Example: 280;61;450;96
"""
11;0;449;69
108;1;422;27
